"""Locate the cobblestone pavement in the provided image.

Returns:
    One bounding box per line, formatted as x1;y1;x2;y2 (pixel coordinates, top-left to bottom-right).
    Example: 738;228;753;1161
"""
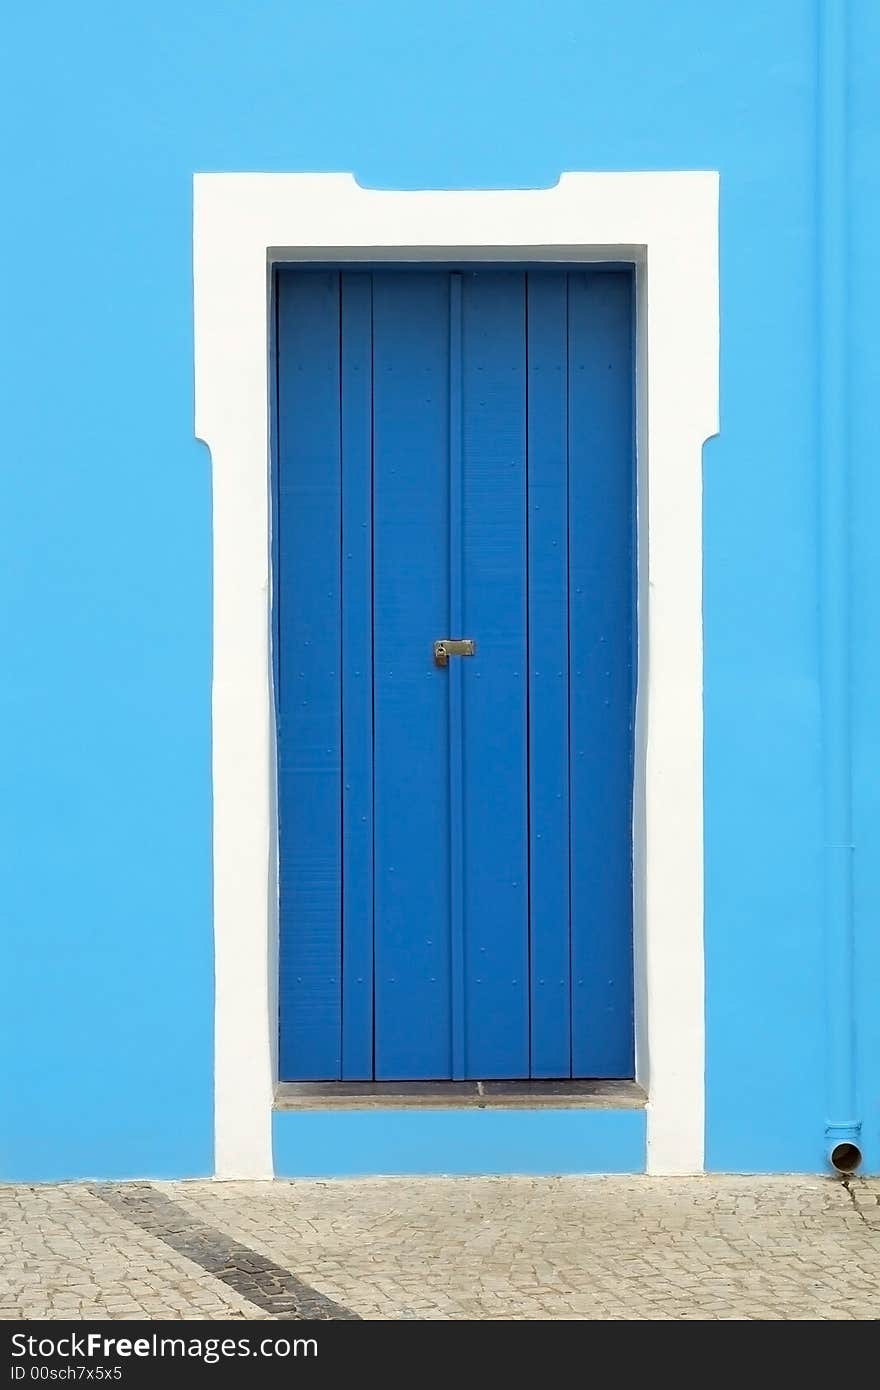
1;1175;878;1320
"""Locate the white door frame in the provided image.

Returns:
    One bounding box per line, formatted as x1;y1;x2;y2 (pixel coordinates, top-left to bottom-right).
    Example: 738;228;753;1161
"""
193;172;719;1179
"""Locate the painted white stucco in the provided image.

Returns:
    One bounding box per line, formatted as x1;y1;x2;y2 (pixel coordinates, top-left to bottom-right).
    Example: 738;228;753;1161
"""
193;172;719;1179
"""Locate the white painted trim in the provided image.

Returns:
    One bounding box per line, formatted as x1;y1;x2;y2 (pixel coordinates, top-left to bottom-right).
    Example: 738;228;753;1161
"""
193;172;719;1179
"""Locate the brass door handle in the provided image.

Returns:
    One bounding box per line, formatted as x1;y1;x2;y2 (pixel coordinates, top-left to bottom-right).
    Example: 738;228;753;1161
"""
433;638;476;667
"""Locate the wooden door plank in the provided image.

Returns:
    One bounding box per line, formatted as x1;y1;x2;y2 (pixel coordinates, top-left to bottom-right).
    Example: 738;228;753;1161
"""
568;270;636;1078
277;270;343;1080
372;272;453;1079
340;273;374;1079
460;270;530;1078
527;272;573;1077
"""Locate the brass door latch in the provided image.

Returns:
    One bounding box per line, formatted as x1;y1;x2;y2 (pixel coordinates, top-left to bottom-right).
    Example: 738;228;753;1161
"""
433;638;476;667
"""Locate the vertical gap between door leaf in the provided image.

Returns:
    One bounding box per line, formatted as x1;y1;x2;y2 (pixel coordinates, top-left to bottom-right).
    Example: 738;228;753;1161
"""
337;273;344;1081
566;273;574;1081
369;274;377;1081
524;273;532;1079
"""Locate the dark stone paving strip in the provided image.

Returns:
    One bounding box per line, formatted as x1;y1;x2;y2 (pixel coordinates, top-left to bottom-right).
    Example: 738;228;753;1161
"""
89;1183;359;1321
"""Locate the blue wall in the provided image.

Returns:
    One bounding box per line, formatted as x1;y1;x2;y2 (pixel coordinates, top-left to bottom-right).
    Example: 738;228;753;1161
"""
1;0;877;1177
273;1109;646;1178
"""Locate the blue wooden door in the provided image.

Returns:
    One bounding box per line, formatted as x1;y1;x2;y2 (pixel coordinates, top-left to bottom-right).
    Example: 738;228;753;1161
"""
276;267;634;1082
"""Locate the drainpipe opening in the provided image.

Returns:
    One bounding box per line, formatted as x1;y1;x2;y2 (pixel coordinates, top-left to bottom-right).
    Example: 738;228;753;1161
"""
830;1141;862;1174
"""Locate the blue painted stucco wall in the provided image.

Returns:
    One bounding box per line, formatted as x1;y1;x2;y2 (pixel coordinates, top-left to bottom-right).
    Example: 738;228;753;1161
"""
1;1;877;1178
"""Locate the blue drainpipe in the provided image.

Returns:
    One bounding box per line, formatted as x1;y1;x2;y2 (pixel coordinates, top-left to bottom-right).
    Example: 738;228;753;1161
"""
818;0;861;1173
